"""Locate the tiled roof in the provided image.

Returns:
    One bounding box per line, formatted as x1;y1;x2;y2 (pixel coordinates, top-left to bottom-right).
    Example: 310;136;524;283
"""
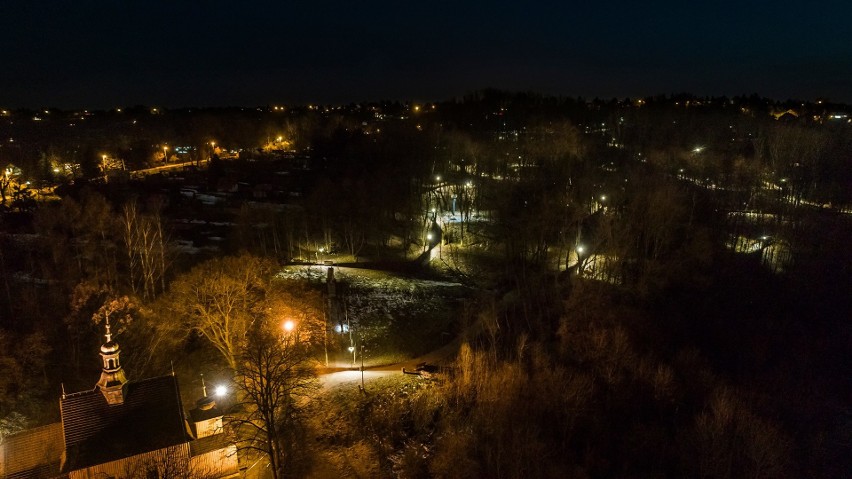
59;375;190;471
0;422;63;479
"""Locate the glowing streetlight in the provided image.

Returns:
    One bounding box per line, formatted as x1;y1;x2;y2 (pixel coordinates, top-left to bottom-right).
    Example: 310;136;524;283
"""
163;146;169;161
283;320;295;333
600;195;607;202
426;233;434;241
214;385;227;397
576;245;585;254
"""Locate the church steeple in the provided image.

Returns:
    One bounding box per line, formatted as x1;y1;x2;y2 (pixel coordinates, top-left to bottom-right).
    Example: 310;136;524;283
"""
96;319;128;405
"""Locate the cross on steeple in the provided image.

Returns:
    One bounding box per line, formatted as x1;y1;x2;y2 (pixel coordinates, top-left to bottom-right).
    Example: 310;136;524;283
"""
104;318;112;343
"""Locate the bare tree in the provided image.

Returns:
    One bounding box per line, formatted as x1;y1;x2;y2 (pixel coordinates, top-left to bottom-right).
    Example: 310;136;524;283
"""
63;282;134;377
229;321;317;479
121;201;168;300
167;254;276;370
32;191;118;291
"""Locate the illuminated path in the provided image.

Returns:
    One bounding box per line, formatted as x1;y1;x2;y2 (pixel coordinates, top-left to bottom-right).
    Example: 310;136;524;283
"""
317;334;463;389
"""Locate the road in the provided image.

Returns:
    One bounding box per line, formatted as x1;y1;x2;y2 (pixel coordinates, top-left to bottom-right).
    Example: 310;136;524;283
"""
130;159;208;178
317;331;462;389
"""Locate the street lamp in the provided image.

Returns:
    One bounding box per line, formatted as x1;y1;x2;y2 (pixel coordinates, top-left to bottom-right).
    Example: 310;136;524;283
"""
214;385;227;397
283;320;295;333
163;146;169;162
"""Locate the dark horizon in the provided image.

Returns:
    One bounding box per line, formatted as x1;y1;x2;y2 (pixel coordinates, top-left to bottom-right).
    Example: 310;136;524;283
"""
1;88;850;112
2;1;851;109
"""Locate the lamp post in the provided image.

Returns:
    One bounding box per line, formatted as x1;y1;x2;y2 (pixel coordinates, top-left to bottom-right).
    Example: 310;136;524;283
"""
360;335;365;391
347;312;355;366
163;146;169;163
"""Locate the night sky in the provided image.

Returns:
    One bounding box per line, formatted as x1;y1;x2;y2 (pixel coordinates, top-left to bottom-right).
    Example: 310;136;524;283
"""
2;0;850;108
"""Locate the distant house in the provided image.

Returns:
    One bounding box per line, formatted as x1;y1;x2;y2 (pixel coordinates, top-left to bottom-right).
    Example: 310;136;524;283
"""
0;323;238;479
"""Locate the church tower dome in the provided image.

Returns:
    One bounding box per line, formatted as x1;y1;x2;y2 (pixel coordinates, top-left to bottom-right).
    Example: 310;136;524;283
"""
96;320;128;405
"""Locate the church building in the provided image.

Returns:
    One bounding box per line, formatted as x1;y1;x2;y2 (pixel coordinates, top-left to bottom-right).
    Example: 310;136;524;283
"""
0;323;238;479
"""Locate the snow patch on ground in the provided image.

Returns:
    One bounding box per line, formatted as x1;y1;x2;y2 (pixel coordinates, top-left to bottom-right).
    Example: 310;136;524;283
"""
276;265;468;346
